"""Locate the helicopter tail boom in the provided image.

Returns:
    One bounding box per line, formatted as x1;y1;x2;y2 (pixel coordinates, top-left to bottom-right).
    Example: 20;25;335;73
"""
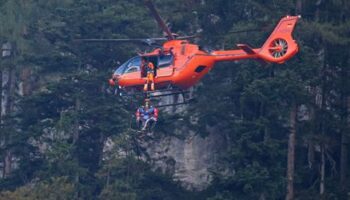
211;15;300;64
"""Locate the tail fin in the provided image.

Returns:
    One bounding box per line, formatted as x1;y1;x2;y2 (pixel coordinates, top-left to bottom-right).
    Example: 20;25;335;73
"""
258;15;300;64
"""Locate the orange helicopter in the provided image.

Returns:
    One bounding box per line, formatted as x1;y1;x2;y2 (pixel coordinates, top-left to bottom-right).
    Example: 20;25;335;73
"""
84;1;300;105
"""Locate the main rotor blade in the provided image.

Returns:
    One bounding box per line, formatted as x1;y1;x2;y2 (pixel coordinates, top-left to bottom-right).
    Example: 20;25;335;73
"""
228;28;261;34
77;38;167;42
76;38;168;45
176;35;200;40
144;0;174;40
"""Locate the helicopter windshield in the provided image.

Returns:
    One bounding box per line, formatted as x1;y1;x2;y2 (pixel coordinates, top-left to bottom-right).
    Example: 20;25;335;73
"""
114;56;141;75
113;54;173;75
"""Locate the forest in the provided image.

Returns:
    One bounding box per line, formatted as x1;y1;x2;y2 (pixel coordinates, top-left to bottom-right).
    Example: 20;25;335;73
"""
0;0;349;199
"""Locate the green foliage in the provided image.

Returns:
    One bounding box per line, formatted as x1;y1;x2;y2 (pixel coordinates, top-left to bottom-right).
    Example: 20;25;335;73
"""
0;0;349;199
0;177;75;200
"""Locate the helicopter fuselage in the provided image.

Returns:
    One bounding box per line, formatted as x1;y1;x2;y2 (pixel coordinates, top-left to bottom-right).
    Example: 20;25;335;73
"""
112;15;300;91
115;40;217;90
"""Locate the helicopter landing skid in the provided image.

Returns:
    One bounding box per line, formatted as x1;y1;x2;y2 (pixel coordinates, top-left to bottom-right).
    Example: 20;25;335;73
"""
146;89;195;108
114;87;195;108
146;89;189;98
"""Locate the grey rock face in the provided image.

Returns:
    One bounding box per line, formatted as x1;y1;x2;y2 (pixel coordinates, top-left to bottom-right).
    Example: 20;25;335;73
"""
102;89;228;191
140;130;226;191
134;89;228;190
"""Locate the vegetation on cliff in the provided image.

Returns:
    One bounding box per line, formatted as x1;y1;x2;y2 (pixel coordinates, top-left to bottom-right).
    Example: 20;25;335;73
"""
0;0;349;199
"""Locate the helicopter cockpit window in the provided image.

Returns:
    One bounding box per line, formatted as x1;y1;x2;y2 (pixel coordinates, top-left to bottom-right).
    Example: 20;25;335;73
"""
124;66;140;73
124;57;141;73
114;56;141;75
158;54;173;68
114;62;127;76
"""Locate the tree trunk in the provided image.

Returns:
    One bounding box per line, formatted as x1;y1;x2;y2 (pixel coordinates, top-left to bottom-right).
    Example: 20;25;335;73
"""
315;0;322;21
307;139;315;169
1;67;15;178
73;97;81;144
73;97;81;198
308;106;315;169
1;68;10;178
340;132;348;190
320;145;325;199
0;70;2;119
3;150;12;178
286;104;297;200
19;67;32;96
317;44;327;197
340;56;349;192
339;95;349;193
1;68;10;118
295;0;302;14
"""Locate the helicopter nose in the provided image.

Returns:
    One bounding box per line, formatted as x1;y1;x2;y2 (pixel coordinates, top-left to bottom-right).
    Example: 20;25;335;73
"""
109;74;121;87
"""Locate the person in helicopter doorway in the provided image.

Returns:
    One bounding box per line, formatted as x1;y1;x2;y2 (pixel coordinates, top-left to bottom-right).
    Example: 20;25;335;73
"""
136;99;159;131
142;58;156;91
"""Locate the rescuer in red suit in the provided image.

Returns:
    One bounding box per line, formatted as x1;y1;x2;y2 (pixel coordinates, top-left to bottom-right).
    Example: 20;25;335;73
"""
136;99;158;131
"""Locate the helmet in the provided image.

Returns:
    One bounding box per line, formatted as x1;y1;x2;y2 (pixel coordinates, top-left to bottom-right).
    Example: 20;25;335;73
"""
108;78;116;86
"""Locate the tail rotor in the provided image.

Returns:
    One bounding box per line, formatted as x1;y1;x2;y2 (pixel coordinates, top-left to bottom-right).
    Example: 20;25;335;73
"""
258;15;300;63
269;38;288;58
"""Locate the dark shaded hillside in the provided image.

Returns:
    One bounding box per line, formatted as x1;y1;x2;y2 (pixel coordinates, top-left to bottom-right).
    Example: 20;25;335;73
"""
0;0;349;199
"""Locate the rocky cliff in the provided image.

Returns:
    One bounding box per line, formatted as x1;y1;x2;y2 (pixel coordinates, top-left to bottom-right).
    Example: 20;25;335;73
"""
103;93;230;191
141;128;227;191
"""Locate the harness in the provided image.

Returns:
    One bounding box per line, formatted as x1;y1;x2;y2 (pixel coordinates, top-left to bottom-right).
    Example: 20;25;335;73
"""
138;106;155;120
146;62;154;74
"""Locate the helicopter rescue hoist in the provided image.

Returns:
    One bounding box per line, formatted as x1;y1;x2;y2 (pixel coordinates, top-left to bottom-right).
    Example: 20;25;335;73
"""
82;0;301;132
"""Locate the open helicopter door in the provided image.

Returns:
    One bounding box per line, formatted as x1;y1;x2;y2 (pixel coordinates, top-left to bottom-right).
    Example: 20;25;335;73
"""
141;56;158;77
156;53;174;77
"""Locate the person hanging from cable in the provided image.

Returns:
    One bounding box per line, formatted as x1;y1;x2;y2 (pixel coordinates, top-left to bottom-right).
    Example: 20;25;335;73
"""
143;58;155;91
136;98;158;131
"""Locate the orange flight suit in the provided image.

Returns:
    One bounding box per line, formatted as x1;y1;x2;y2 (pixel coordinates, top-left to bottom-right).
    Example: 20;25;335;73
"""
144;62;155;91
